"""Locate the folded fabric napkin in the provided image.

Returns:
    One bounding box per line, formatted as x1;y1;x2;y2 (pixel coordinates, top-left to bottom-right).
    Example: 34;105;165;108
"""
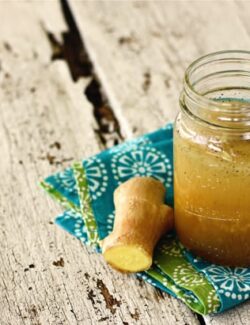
40;124;250;315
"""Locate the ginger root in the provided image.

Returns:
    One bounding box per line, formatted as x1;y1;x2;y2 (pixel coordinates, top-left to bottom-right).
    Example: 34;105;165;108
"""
101;177;174;272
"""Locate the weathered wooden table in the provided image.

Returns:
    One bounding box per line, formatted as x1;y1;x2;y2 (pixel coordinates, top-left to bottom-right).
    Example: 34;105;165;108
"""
1;1;250;324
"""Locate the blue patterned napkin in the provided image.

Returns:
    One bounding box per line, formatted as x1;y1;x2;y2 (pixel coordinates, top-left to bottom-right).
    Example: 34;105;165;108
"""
41;124;250;315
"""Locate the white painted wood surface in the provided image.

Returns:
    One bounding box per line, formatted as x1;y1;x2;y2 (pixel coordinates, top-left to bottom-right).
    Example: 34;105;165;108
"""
1;1;250;324
69;0;250;138
68;1;250;325
0;2;199;325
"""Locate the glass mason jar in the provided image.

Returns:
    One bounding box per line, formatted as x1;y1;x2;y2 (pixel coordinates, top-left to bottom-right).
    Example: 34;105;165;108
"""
174;51;250;267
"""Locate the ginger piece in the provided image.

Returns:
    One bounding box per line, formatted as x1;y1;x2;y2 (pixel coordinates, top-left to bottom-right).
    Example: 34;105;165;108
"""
101;177;174;272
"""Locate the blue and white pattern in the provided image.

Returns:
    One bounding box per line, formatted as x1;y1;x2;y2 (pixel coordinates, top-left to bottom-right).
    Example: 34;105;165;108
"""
58;209;81;220
111;147;172;188
55;210;88;244
54;168;78;195
73;218;88;244
138;273;157;286
44;167;80;207
84;157;108;200
106;212;115;234
205;266;250;301
184;248;250;310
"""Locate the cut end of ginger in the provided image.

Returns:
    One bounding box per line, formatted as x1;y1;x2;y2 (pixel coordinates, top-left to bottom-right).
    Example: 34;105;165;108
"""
102;176;174;273
103;245;152;272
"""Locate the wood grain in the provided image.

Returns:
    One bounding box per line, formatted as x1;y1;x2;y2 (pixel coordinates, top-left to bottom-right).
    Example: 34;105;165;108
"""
69;0;250;138
0;2;198;325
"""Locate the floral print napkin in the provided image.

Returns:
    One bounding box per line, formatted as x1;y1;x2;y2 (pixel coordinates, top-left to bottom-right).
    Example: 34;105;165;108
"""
40;124;250;315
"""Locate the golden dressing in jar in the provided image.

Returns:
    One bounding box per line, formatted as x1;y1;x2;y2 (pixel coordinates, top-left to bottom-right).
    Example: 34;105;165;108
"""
174;51;250;267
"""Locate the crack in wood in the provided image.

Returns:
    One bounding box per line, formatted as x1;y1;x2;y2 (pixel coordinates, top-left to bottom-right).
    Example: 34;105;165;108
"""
196;313;206;325
85;77;123;147
45;0;92;81
44;0;124;148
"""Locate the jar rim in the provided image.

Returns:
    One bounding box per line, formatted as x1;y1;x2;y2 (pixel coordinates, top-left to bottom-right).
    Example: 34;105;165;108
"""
182;50;250;129
184;50;250;112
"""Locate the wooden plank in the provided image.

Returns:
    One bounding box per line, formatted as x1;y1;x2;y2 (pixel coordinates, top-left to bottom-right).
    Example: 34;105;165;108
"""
205;304;250;325
0;2;199;325
68;1;250;324
69;0;250;138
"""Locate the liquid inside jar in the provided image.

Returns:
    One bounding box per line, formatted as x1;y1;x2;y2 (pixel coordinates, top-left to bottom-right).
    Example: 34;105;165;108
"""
174;51;250;266
174;103;250;267
174;51;250;267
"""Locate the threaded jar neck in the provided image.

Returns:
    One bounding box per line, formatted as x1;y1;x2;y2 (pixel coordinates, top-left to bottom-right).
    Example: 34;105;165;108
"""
180;50;250;130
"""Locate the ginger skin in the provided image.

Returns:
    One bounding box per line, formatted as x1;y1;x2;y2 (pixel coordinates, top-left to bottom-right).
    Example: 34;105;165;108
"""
101;177;174;272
